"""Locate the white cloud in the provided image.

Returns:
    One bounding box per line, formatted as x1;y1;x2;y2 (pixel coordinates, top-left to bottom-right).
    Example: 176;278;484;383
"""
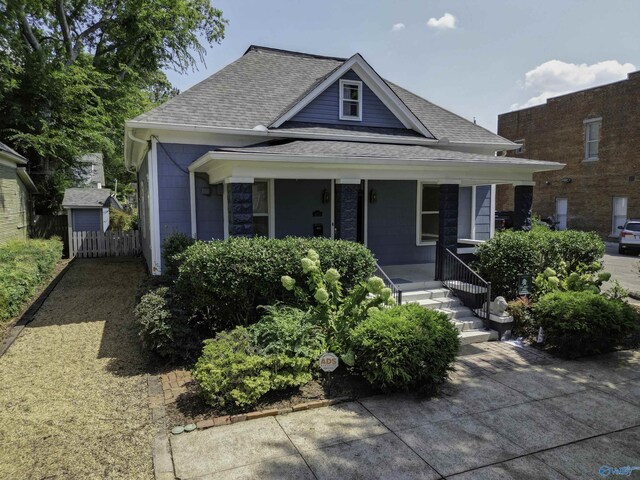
391;23;405;32
512;59;636;109
427;13;457;30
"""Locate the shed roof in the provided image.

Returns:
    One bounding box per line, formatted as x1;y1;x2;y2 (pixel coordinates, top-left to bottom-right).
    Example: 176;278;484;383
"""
62;188;112;208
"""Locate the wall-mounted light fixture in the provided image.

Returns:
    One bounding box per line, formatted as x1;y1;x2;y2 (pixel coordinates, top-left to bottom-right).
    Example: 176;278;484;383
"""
369;189;377;204
561;177;572;184
321;189;330;204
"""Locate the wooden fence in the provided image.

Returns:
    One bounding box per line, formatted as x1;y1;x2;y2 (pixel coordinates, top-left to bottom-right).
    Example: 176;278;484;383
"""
32;215;69;257
70;230;141;258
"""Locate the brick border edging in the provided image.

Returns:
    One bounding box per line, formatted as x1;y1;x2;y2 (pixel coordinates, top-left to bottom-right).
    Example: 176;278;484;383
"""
193;396;353;431
0;258;75;358
148;374;175;480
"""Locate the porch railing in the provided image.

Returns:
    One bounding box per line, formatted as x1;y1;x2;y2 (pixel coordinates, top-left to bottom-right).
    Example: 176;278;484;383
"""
435;242;491;326
374;263;403;305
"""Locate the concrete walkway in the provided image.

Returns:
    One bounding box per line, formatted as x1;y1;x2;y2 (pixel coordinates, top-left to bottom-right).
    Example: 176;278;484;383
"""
166;343;640;479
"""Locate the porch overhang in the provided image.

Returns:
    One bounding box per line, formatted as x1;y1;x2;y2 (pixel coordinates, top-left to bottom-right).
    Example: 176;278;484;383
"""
188;141;564;185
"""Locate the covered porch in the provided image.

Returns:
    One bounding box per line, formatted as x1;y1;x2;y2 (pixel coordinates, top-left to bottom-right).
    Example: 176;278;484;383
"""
188;140;563;280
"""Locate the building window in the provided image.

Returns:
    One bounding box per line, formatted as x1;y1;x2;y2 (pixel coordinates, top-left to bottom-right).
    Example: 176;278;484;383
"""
612;196;627;236
339;80;362;121
555;197;567;230
514;139;525;154
417;183;439;244
584;118;601;160
252;180;270;237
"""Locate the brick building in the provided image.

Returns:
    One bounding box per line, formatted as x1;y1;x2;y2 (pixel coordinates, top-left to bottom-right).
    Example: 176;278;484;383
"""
496;71;640;238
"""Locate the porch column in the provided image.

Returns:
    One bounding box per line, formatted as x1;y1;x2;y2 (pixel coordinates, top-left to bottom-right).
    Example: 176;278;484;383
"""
513;185;533;231
335;180;359;241
439;184;459;249
227;181;253;237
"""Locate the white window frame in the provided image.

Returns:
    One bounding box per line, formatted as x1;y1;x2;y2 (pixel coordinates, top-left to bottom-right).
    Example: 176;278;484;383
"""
339;79;363;121
555;197;568;231
252;179;275;239
612;196;627;236
514;139;525;154
584;117;601;161
416;182;439;246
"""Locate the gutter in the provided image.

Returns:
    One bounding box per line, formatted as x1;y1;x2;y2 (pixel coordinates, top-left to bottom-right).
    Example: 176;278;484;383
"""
16;168;38;193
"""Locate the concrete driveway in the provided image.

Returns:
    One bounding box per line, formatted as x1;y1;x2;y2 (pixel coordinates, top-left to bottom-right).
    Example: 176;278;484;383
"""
603;242;640;299
165;343;640;479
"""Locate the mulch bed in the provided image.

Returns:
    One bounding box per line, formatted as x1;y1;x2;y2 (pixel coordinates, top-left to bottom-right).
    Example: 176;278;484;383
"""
161;367;377;428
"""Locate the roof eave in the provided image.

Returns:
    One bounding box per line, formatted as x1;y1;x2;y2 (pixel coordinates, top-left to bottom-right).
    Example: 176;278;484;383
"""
16;167;37;192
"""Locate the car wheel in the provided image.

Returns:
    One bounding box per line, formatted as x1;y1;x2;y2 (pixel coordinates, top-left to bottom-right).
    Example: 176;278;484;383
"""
618;245;626;254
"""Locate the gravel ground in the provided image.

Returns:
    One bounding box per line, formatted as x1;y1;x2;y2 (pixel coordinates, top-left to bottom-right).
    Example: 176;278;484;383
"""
0;258;155;479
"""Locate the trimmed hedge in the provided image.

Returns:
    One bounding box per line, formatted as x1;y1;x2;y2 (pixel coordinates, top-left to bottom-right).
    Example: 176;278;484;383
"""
175;237;376;331
475;227;604;299
162;232;196;277
534;291;638;358
0;238;63;320
350;304;460;390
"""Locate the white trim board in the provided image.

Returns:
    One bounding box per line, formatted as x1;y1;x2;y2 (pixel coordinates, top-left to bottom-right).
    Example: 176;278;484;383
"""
149;139;162;274
189;171;197;239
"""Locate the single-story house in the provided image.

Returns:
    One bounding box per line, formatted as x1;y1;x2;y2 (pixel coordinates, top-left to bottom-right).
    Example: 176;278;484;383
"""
0;141;37;243
124;45;563;276
62;188;119;239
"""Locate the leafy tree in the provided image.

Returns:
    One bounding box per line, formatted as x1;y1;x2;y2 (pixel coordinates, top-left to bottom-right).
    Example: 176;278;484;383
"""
0;0;226;213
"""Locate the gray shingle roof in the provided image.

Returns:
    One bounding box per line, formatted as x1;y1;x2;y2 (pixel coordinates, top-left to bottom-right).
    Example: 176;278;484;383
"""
214;140;560;166
62;188;112;208
131;46;514;146
0;141;27;164
275;121;425;141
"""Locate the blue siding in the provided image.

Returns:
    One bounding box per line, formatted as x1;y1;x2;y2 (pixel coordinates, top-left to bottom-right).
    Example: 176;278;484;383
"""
138;155;152;272
72;209;101;231
475;185;492;241
195;173;224;241
458;187;472;239
274;180;331;238
367;180;435;265
292;70;406;129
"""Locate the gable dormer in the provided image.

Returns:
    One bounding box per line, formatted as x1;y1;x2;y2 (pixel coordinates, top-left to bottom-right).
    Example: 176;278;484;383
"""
291;70;405;129
270;54;435;139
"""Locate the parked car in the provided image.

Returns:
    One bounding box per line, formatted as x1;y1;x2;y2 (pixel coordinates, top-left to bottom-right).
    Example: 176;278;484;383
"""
617;219;640;255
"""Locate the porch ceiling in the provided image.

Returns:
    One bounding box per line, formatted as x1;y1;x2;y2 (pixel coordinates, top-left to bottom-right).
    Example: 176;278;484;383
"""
189;140;563;185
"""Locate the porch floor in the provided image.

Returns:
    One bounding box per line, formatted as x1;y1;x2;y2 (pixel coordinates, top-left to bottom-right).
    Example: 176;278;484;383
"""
380;263;437;291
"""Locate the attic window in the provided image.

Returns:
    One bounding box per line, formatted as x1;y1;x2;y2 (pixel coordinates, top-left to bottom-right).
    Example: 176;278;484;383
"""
339;80;362;121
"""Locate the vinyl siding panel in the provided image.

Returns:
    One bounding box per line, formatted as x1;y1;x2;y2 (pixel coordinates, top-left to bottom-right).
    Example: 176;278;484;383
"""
292;70;406;129
274;180;331;238
475;185;492;240
367;180;435;265
0;164;29;243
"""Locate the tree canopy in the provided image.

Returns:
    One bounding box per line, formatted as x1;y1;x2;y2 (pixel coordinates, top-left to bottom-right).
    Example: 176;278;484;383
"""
0;0;226;213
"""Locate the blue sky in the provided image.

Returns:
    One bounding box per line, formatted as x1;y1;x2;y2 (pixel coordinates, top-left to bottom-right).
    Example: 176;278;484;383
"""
165;0;640;133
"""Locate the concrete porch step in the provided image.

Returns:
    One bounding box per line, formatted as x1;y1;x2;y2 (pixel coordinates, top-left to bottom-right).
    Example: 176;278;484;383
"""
452;316;487;332
401;288;452;302
436;305;475;320
410;297;462;310
397;280;444;292
459;329;499;345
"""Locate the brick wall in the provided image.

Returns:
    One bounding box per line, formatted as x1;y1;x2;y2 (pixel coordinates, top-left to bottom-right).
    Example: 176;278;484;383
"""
497;71;640;238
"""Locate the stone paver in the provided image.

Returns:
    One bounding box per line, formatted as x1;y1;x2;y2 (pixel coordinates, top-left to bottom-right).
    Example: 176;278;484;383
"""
167;346;640;479
448;455;565;480
535;434;640;479
397;415;524;476
275;402;389;451
360;392;465;431
170;417;297;478
542;389;640;433
303;432;440;480
476;399;596;453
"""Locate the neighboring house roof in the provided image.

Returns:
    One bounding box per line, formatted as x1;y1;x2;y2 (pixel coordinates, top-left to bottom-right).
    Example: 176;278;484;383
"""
211;140;561;167
129;45;514;147
62;188;112;208
76;153;105;186
0;140;28;165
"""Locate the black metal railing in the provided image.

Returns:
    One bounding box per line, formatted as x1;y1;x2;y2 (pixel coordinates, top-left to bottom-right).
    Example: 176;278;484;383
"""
435;242;491;326
374;263;403;305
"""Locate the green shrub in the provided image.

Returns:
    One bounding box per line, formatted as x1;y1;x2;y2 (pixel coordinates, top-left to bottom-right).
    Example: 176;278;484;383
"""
162;232;196;276
109;207;137;231
507;296;536;338
134;284;203;361
175;237;376;331
192;327;312;408
475;227;604;299
251;305;325;359
0;238;63;320
534;291;638;358
350;304;460;390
